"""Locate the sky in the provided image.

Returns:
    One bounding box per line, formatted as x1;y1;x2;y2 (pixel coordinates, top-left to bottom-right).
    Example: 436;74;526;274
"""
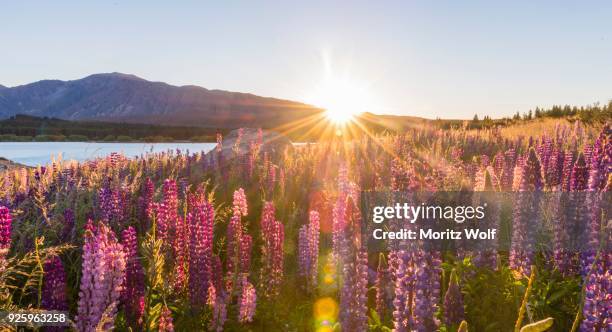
1;1;611;119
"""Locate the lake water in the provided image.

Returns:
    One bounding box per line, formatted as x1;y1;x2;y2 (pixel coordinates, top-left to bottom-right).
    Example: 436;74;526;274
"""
0;142;217;167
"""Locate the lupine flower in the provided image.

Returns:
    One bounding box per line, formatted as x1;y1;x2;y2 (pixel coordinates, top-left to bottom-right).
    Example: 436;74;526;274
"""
238;277;257;323
233;188;248;217
443;270;465;327
42;256;68;311
374;253;388;319
122;226;145;326
61;208;75;242
259;201;284;299
392;250;416;332
339;249;369;331
561;151;575;191
155;179;179;244
210;290;228;332
172;215;188;293
138;178;155;228
413;251;442;331
158;306;175;332
0;206;12;251
580;253;611;331
76;221;126;332
570;153;589;191
510;149;542;277
239;234;253;274
298;210;320;291
501;148;516;190
188;195;214;307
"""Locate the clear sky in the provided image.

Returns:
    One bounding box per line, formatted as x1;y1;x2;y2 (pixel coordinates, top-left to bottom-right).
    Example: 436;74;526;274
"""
1;1;611;119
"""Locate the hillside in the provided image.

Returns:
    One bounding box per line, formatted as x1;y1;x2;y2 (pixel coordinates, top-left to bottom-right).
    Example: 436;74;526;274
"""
0;73;324;128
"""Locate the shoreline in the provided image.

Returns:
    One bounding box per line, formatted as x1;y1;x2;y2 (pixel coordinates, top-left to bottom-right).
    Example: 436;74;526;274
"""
0;157;30;172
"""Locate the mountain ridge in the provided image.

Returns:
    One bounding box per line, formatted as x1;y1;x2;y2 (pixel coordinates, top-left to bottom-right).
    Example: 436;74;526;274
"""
0;73;325;128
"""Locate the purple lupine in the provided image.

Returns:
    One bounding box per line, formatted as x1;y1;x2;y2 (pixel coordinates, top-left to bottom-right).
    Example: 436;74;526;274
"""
158;306;175;332
155;179;179;244
259;202;284;299
580;253;611;331
0;206;12;252
546;144;564;189
42;256;68;311
413;251;442;331
374;254;388;319
443;270;465;327
209;289;228;332
238;277;257;323
188;194;214;307
339;248;369;332
392;250;416;332
338;196;368;332
298;210;320;291
561;151;575;192
510;148;542;277
61;208;75;242
76;221;126;332
570;153;589;191
138;178;154;230
501;148;516;191
587;126;609;191
122;226;145;327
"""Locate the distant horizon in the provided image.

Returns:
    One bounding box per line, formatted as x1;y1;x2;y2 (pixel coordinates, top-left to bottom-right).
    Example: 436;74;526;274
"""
1;71;609;121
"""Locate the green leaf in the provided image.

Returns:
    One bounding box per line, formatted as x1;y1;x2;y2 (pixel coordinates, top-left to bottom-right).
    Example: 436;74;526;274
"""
519;317;554;332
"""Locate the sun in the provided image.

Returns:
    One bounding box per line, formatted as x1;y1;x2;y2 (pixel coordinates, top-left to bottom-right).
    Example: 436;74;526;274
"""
307;76;372;124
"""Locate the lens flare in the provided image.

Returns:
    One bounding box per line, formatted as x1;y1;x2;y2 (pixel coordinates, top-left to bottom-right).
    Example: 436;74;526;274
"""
314;297;339;321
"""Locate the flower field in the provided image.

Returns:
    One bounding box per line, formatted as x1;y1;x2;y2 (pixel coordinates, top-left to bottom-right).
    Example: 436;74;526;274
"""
0;122;609;332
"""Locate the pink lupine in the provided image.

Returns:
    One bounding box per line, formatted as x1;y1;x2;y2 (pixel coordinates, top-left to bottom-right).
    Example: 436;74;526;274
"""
155;179;179;244
259;202;284;299
233;188;248;217
122;226;145;326
158;306;175;332
0;206;11;252
226;207;243;283
227;188;249;290
238;277;257;323
172;214;188;293
77;221;126;332
239;234;253;274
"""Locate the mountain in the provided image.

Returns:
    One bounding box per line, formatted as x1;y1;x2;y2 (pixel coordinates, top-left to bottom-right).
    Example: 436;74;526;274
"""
0;85;6;89
0;73;324;128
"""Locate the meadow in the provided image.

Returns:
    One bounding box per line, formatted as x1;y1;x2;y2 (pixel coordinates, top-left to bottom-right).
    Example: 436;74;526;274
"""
0;121;609;332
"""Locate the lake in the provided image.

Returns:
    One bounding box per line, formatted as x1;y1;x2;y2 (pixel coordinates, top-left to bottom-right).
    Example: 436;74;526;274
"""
0;142;217;167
